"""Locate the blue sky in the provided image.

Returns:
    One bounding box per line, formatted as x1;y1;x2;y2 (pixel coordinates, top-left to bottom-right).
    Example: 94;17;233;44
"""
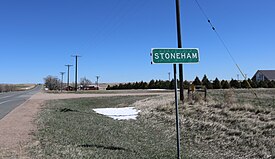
0;0;274;84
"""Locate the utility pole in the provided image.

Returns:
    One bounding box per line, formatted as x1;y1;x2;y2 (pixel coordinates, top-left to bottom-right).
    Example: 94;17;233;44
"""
65;64;73;88
96;76;100;89
237;74;239;81
168;72;171;81
72;55;81;92
175;0;184;102
60;72;65;92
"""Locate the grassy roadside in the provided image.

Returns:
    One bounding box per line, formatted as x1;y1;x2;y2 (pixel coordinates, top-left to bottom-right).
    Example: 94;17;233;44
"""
29;95;179;159
28;90;275;158
45;89;174;94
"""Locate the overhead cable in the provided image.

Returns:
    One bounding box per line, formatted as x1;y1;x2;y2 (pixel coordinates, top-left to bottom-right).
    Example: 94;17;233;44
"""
193;0;258;97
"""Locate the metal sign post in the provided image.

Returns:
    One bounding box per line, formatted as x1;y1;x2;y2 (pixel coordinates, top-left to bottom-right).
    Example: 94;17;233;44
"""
151;48;199;159
173;64;180;159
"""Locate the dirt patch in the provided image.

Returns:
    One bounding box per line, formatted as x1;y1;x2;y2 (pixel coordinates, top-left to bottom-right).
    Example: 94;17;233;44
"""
0;98;43;158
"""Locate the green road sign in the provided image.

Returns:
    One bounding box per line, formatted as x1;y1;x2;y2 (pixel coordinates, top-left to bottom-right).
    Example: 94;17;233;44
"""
151;48;199;64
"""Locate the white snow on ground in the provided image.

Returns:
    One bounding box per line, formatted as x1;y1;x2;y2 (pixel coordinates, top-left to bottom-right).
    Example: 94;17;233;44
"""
93;107;140;120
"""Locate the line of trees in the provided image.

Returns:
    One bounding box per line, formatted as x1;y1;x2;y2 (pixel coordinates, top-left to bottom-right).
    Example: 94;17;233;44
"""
107;80;176;90
196;75;275;89
106;75;275;90
44;75;94;90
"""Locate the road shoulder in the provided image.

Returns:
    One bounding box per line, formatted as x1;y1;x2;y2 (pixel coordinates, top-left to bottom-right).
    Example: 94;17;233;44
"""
0;94;43;158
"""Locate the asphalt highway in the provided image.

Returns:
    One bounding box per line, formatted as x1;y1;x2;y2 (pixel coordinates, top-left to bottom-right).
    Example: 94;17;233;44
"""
0;85;42;120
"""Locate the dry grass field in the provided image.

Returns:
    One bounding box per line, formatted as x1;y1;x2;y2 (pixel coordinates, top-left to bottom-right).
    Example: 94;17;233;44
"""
0;84;36;92
135;89;275;158
27;89;275;158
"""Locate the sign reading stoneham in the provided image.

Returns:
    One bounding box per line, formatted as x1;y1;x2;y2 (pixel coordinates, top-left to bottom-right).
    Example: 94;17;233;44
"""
151;48;199;64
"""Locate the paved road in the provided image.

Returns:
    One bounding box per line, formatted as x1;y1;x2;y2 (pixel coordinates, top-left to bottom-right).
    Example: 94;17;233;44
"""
0;85;42;120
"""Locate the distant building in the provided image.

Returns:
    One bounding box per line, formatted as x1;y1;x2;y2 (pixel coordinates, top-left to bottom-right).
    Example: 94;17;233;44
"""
79;85;99;90
65;86;74;91
252;70;275;81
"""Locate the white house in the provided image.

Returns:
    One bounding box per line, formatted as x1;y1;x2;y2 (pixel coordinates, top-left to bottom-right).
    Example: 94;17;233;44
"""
252;70;275;81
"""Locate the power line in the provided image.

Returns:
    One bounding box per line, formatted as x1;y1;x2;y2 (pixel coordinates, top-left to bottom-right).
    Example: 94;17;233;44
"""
193;0;258;97
193;0;247;80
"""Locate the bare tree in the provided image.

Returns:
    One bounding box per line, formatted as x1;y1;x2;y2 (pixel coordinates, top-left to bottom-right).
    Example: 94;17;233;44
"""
0;85;3;92
80;77;92;89
0;84;16;92
44;75;61;90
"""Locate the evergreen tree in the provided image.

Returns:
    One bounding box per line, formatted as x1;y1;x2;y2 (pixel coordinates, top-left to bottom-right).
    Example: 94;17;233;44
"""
136;82;140;89
183;80;190;89
202;74;213;89
230;79;241;88
141;81;148;89
267;80;275;88
148;80;155;89
248;78;257;88
154;80;160;89
159;80;165;89
106;85;111;90
221;80;230;89
169;79;175;89
212;78;221;89
162;80;170;89
125;83;131;89
118;83;124;89
241;80;250;88
272;81;275;88
192;76;202;85
111;85;118;90
202;74;208;83
258;80;268;88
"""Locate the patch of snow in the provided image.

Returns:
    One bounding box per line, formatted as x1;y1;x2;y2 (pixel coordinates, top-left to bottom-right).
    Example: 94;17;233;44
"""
93;107;140;120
